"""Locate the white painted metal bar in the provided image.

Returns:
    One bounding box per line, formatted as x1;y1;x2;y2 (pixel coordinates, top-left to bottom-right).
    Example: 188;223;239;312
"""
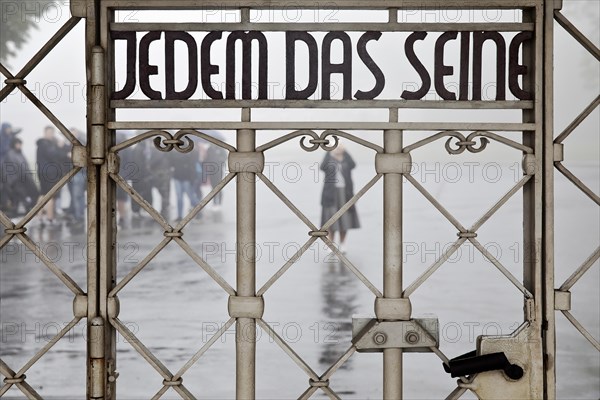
109;237;172;296
16;233;85;295
554;11;600;61
113;99;535;110
554;162;600;206
15;317;82;378
559;247;600;291
561;311;600;351
404;174;467;232
256;236;318;296
0;17;81;102
102;0;539;9
110;21;534;32
256;319;320;380
470;238;534;298
321;235;384;298
554;95;600;144
174;237;237;296
542;0;557;395
173;318;236;380
382;127;404;399
403;238;468;298
235;122;257;398
108;121;538;131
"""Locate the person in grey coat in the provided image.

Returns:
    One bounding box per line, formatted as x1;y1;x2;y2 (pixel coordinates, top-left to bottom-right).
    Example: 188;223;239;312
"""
320;143;360;254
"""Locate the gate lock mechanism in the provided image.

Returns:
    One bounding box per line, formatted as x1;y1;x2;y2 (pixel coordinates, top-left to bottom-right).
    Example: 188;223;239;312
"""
443;350;524;380
443;322;543;400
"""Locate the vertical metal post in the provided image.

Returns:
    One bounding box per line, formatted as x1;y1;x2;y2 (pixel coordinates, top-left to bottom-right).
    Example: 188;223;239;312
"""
383;110;403;399
236;108;256;399
542;0;557;397
522;4;545;396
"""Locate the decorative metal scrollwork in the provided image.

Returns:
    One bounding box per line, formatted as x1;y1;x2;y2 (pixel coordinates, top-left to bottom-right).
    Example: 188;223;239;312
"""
299;130;339;152
153;130;194;153
444;131;490;155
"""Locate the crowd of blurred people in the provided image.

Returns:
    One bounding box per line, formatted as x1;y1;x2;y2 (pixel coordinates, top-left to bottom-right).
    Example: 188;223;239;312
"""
0;123;228;230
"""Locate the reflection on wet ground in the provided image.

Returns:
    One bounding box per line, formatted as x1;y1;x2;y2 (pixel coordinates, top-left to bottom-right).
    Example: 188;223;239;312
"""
1;164;599;399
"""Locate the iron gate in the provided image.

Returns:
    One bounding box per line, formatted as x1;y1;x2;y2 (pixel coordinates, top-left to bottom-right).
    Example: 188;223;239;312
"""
0;0;598;398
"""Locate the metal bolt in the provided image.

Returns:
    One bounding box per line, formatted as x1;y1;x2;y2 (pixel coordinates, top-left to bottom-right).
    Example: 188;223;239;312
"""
405;331;420;344
373;332;387;345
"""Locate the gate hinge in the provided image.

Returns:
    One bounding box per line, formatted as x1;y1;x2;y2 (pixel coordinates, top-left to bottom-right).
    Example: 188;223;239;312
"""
90;46;106;164
525;298;535;322
352;314;438;352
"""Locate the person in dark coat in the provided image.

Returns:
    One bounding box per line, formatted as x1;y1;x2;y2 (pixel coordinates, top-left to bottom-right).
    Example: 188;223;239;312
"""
130;140;154;216
320;143;360;253
0;122;22;212
203;143;227;206
171;149;200;221
36;126;70;224
2;137;39;216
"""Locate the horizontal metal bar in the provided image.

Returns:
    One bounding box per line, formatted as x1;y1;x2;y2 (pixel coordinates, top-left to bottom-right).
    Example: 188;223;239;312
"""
103;0;539;9
109;121;536;131
559;247;600;292
110;22;533;32
112;100;534;110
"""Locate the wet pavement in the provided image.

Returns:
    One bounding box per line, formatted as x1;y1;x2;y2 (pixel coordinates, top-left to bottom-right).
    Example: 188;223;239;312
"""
1;162;599;399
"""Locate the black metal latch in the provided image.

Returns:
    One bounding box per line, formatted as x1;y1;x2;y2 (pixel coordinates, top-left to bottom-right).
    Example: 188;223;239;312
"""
443;350;524;380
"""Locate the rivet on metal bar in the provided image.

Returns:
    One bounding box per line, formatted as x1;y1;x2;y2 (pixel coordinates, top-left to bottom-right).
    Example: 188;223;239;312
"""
164;230;183;238
375;152;412;174
375;297;412;320
228;151;265;173
71;145;87;168
309;378;329;387
3;375;26;384
108;296;120;318
457;231;477;238
553;143;564;162
163;377;183;386
522;154;536;175
4;227;26;234
308;230;328;237
73;294;88;318
107;152;120;174
554;290;571;311
4;78;26;85
228;295;265;319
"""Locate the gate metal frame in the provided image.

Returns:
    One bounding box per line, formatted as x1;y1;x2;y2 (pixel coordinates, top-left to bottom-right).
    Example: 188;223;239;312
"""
0;0;598;398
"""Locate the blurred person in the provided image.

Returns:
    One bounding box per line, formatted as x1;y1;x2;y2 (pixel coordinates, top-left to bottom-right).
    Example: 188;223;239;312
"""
0;122;21;159
0;122;22;212
36;125;70;226
320;143;360;254
66;128;86;226
116;131;133;228
171;149;201;221
204;141;227;207
1;137;39;217
131;140;154;218
150;149;172;219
